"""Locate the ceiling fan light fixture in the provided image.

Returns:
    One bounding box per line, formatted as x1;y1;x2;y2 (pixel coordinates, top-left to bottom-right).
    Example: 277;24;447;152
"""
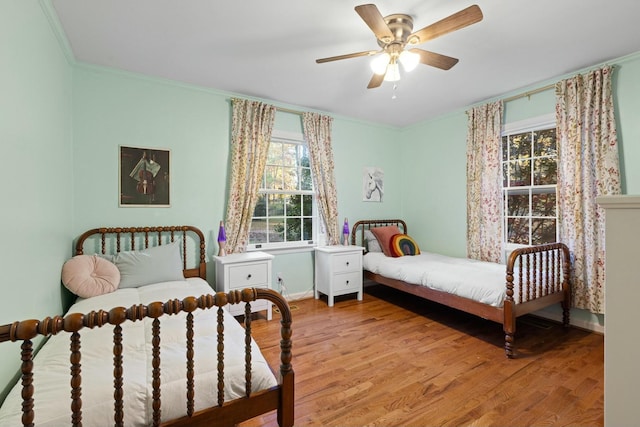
399;50;420;72
383;62;401;82
370;53;390;75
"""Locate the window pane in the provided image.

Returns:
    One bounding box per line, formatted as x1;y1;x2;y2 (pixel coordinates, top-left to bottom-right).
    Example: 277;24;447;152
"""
254;194;266;217
268;194;285;216
507;217;529;244
502;162;508;187
509;159;531;186
285;218;302;241
265;165;282;190
534;129;557;157
506;192;529;217
502;136;508;162
531;218;556;244
302;195;312;216
249;219;267;243
301;167;312;191
298;144;309;163
267;142;282;164
303;218;313;240
287;195;301;216
283;166;299;191
509;132;532;159
532;191;556;217
283;143;297;167
533;157;557;185
270;218;285;242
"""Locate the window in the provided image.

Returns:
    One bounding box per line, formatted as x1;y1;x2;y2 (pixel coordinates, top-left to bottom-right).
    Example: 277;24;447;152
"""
248;131;318;250
502;116;558;248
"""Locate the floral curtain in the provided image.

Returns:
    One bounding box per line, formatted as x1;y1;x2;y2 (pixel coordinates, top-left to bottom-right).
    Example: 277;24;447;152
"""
556;65;621;314
302;112;340;245
224;98;276;253
466;101;504;263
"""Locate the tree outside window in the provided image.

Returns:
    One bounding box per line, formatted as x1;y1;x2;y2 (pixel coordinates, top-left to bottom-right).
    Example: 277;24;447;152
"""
502;127;558;246
250;137;315;247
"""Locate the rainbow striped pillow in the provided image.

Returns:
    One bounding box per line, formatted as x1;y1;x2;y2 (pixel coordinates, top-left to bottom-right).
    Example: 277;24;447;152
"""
389;234;421;257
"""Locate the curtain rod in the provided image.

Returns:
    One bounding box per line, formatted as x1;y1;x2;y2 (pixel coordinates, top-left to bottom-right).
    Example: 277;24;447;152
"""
276;106;304;116
502;83;556;103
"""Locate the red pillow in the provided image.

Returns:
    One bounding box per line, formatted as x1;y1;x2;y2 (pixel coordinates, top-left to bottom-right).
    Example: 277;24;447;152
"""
370;225;402;257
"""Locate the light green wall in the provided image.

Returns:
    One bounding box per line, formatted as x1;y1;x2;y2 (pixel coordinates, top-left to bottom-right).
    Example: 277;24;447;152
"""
72;66;403;295
613;55;640;194
400;113;469;257
0;0;74;400
400;52;640;331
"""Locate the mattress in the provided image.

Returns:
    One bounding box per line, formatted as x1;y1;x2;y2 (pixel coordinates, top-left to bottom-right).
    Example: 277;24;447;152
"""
0;278;277;427
363;252;513;307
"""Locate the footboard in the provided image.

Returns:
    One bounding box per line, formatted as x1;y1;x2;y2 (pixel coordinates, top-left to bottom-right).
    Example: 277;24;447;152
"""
0;288;294;427
503;242;571;357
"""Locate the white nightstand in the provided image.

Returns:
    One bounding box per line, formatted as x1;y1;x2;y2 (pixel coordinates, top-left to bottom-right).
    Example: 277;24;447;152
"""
314;246;364;307
214;251;274;320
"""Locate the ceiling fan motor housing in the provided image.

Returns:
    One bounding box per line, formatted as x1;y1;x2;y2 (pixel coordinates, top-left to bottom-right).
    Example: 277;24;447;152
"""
377;14;414;50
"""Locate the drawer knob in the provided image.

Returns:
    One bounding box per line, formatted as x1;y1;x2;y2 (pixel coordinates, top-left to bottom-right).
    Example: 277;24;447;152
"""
246;274;252;280
346;280;350;285
346;261;350;266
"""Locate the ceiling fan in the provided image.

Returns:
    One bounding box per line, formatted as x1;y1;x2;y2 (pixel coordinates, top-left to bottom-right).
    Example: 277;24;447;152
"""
316;4;483;89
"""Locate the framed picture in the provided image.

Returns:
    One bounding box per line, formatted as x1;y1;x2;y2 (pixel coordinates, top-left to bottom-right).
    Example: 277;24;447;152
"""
363;166;384;202
119;146;170;207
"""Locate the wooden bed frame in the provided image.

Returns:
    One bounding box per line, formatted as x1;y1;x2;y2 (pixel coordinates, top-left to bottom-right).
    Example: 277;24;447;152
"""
351;219;571;358
0;226;294;427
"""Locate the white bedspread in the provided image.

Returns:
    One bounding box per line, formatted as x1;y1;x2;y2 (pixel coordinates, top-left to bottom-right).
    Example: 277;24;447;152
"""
0;278;277;427
364;252;512;307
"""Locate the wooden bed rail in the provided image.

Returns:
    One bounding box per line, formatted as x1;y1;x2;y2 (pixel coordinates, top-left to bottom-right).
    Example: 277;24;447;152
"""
0;288;293;427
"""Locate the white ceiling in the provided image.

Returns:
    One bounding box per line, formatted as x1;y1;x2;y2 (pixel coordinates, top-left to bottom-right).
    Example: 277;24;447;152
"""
51;0;640;127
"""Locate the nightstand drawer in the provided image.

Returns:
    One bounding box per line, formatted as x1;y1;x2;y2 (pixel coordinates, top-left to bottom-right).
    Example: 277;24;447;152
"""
331;253;361;273
228;262;268;287
331;271;362;293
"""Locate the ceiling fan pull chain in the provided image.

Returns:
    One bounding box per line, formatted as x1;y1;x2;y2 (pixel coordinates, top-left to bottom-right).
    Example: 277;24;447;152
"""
392;83;398;100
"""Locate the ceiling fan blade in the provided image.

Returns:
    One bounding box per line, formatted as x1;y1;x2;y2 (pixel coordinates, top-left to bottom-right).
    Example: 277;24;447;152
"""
316;50;377;64
355;4;394;42
409;5;483;45
410;48;459;70
367;73;384;89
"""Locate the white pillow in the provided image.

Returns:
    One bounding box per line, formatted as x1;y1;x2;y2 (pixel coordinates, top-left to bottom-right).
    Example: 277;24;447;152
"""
364;229;383;253
61;254;120;298
104;240;184;288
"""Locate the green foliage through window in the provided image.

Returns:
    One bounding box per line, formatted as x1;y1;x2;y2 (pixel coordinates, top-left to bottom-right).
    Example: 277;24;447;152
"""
502;127;558;246
250;138;315;246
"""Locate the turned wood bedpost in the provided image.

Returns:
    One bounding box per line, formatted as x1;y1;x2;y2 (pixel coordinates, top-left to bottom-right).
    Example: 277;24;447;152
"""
560;244;572;327
256;289;294;427
504;268;516;359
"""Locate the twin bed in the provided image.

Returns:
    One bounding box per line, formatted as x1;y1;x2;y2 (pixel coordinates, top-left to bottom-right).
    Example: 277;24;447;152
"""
351;219;572;358
0;226;294;427
0;219;572;425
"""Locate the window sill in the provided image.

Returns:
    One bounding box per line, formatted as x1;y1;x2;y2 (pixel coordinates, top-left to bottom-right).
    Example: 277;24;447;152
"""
246;245;316;255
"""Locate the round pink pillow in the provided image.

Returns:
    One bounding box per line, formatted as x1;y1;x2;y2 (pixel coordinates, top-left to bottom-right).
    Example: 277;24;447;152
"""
61;255;120;298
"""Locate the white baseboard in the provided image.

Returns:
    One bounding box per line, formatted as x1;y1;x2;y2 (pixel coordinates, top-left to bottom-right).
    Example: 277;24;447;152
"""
533;311;604;334
279;290;314;302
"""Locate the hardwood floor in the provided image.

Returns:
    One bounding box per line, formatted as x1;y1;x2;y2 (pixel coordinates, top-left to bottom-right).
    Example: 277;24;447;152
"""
240;284;603;427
